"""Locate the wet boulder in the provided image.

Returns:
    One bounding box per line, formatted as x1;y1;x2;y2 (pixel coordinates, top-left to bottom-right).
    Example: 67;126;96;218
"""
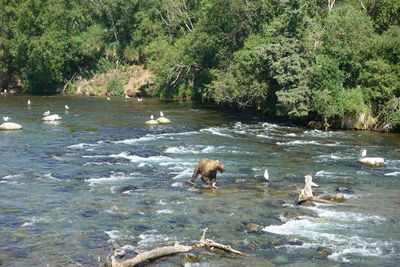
0;122;22;130
322;193;345;202
335;186;353;194
358;157;385;168
316;246;333;257
243;222;263;232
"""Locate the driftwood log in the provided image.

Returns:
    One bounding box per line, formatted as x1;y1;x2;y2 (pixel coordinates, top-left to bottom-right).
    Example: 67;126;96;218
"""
297;197;354;206
110;228;246;267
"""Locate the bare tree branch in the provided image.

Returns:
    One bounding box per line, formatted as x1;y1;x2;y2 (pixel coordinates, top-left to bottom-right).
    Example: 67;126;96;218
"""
110;228;246;267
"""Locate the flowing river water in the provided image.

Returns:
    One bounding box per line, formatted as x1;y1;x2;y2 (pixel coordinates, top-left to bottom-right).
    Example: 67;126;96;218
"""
1;95;399;266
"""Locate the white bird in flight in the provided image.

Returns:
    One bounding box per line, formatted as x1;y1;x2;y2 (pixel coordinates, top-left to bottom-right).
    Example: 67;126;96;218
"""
27;100;31;105
65;105;69;110
3;116;9;122
137;98;143;102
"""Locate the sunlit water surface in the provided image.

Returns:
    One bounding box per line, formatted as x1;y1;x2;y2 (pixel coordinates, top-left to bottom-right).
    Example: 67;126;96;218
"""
0;95;399;266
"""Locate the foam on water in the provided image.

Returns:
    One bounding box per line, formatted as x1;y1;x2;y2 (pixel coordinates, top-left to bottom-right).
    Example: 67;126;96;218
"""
113;135;159;144
276;140;342;147
21;216;49;227
384;171;400;177
110;152;172;163
86;173;135;186
308;206;386;223
200;127;234;138
171;182;183;187
2;173;24;179
164;145;215;154
171;168;193;180
156;209;174;214
67;143;97;149
264;204;394;263
137;230;172;248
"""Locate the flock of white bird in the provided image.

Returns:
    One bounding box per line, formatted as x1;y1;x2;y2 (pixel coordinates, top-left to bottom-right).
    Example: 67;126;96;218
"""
2;95;171;125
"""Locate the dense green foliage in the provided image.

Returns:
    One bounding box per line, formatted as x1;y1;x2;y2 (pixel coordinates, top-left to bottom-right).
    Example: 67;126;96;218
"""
0;0;399;130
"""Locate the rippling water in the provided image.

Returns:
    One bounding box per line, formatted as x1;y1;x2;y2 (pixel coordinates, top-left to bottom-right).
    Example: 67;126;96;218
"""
1;95;399;266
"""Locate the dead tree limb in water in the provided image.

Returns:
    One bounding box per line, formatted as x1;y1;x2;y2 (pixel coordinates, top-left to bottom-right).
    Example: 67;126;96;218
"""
110;228;246;267
297;197;354;206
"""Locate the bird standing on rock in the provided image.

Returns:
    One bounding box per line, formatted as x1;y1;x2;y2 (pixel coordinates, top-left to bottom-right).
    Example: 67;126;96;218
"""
145;115;159;125
157;111;171;124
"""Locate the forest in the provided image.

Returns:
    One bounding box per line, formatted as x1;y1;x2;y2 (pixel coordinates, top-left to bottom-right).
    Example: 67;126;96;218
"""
0;0;399;131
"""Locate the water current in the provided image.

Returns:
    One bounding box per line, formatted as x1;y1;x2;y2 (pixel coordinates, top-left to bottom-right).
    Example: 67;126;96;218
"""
1;95;399;266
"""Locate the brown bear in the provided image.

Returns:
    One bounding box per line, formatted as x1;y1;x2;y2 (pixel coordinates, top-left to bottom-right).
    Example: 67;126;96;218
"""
190;158;226;189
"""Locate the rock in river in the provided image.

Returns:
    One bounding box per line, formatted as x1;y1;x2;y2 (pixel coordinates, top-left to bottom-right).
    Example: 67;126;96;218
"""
322;193;345;202
0;122;22;130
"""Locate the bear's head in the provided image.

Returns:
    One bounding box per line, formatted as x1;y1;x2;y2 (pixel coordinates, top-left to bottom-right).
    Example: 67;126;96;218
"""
215;160;226;173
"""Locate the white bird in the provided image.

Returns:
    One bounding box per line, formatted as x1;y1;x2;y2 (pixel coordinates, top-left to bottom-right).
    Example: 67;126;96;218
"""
4;89;7;93
298;175;318;201
137;98;143;102
361;149;367;158
65;105;69;110
124;94;131;99
42;114;62;121
3;116;9;122
358;149;385;167
43;111;50;116
156;111;171;124
145;115;159;125
27;100;31;105
264;169;269;181
107;97;111;101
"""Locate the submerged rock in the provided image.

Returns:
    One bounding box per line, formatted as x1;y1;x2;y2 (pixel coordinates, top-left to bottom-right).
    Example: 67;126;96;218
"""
322;193;345;202
316;246;333;257
335;186;353;194
244;223;263;232
0;122;22;130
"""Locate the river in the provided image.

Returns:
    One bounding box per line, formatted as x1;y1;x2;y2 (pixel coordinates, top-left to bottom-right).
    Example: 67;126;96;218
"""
0;95;399;266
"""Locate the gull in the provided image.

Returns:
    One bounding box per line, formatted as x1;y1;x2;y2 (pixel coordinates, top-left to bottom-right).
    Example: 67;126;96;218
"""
156;111;171;124
43;111;50;116
124;94;131;99
137;98;143;102
107;97;111;101
27;100;31;105
65;105;69;110
3;116;9;122
264;169;269;181
361;149;367;158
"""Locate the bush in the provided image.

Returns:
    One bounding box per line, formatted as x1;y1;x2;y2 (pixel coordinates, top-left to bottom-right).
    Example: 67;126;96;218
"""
106;77;124;96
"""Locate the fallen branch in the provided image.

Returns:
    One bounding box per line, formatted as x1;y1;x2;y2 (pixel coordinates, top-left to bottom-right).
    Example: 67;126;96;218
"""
297;197;354;206
61;73;77;94
110;228;246;267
